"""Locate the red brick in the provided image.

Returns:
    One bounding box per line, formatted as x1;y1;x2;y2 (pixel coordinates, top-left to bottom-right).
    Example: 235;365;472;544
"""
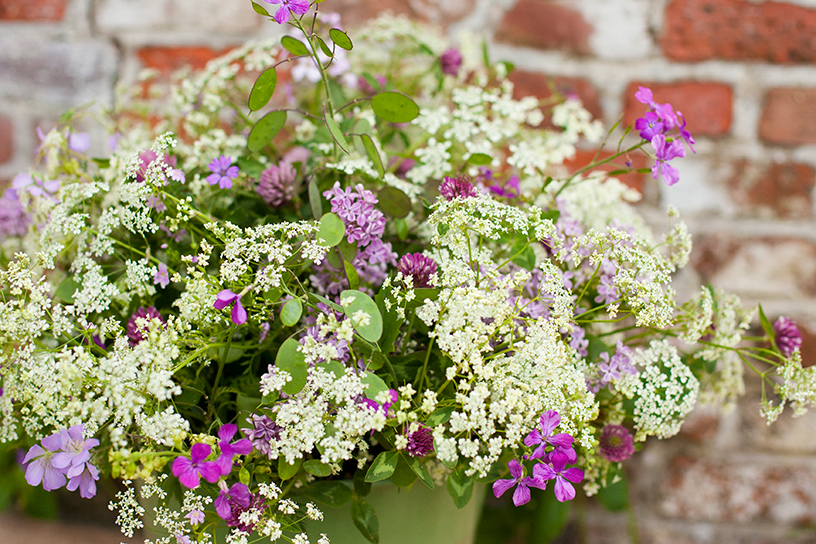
562;148;648;193
623;81;732;137
759;88;816;145
136;46;233;76
662;0;816;64
0;115;12;164
327;0;475;27
496;0;593;55
508;70;603;122
727;159;816;219
0;0;67;21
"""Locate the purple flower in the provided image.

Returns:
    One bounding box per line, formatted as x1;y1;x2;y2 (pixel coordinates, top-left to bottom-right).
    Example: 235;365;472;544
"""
52;425;99;476
650;133;685;186
244;414;283;458
534;456;584;502
172;443;221;489
22;431;66;491
523;410;576;463
214;289;248;325
492;459;547;507
634;86;655;108
439;175;477;200
439;48;463;77
397;253;438;288
13;173;60;199
634;111;665;141
594;274;619;305
361;389;398;417
323;182;386;247
774;316;803;358
154;262;170;289
215;482;266;533
265;0;309;24
598;425;635;462
68;132;91;153
127;306;164;345
488;175;520;199
0;188;29;240
207;155;240;189
568;326;588;357
405;424;434;458
676;111;696;153
216;424;253;476
66;462;100;499
185;510;205;526
257;161;297;208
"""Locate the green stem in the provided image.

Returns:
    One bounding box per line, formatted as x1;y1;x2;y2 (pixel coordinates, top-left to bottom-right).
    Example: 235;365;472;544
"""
553;141;647;200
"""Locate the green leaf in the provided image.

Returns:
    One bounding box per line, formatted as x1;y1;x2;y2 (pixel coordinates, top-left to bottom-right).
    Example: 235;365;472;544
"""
239;466;251;485
371;92;420;124
251;2;270;16
248;110;287;152
329;28;353;50
395;218;408;239
541;209;561;222
437;223;450;236
361;372;389;401
512;244;537;271
278;456;302;480
55;276;80;303
359;134;384;179
308;177;323;219
595;474;630;512
389;454;417;487
319;360;346;379
446;467;474;509
91;157;110;168
354;469;372;497
377;186;412;218
467;153;492;166
281;35;309;56
275;337;308;395
351;498;379;543
365;451;399;482
368;351;388;371
325;113;350;154
317;212;345;247
248;67;277;111
759;303;776;342
303;459;333;477
426;406;454;427
280;298;303;327
308;292;344;313
340;290;383;342
608;169;630;176
404;453;434;489
315;35;333;58
406;288;440;309
338;238;358;262
306;481;354;507
344;259;360;290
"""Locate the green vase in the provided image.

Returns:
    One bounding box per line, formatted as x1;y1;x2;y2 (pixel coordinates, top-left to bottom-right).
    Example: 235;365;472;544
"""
306;483;487;544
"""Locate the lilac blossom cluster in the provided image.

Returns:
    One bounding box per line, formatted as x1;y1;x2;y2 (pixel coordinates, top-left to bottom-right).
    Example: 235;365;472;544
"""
587;341;637;393
634;86;695;186
22;425;100;499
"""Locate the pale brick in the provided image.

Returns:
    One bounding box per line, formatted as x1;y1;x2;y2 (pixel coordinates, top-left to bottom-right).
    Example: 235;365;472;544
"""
96;0;172;33
169;0;262;33
727;159;815;219
579;0;654;59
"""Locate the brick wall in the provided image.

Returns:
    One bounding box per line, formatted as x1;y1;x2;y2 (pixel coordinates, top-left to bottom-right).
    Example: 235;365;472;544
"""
2;0;816;542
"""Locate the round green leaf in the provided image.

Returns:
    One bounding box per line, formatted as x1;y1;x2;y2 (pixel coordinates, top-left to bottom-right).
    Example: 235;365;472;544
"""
361;372;389;401
340;290;383;343
329;28;353;50
303;459;332;477
248;110;287;152
377;186;412;218
317;212;345;247
351;498;379;544
371;92;419;124
281;36;309;56
467;152;492;166
280;298;303;327
248;67;277;111
275;337;308;395
278;456;302;480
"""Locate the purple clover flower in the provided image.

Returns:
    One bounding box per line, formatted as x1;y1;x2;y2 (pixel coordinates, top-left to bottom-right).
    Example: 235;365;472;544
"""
523;410;577;463
439;48;463;77
598;425;635;463
215;482;267;533
207;155;239;189
127;306;164;345
154;262;170;289
650;133;685;186
172;443;221;489
265;0;309;24
257;161;297;208
397;253;438;289
214;289;248;325
405;424;434;458
492;459;547;507
533;455;584;502
774;316;803;358
244;414;283;458
215;424;253;476
439;175;478;200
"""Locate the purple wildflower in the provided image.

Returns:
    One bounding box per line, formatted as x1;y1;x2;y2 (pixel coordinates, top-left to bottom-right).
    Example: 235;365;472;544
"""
172;443;221;489
634;111;665;141
244;414;283;458
185;510;205;526
257;161;297;208
405;424;434;458
361;389;398;417
154;262;170;289
397;253;438;288
52;424;99;476
68;132;91;153
22;431;66;491
533;456;584;502
214;289;248;325
127;306;164;345
634;86;655;107
207;155;239;189
676;111;696;153
439;48;463;77
650;133;685;186
568;326;589;357
215;482;266;533
13;173;60;199
598;425;635;462
323;182;386;247
215;424;253;476
439;175;478;200
0;188;29;240
523;410;577;463
492;459;547;507
265;0;309;24
488;175;521;199
66;462;100;499
774;316;803;358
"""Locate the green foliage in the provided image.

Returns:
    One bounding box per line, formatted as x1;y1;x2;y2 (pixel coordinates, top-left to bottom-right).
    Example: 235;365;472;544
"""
371;92;420;123
248;68;277;111
275;338;308;395
351;498;379;543
248;110;287;152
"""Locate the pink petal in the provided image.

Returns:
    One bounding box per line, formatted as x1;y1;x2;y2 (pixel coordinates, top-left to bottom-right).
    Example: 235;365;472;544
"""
22;444;45;464
42;466;67;491
523;428;542;448
198;461;222;483
215;492;231;519
539;411;560;436
190;443;212;463
214;290;238;310
492;478;517;499
25;460;45;486
231;298;247;325
512;482;531;506
562;467;584;484
219;424;238;442
507;459;523;480
553;477;575;502
232;438;253;456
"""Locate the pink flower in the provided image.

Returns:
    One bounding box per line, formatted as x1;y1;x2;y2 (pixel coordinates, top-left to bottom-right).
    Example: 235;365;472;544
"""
214;289;248;325
492;459;547;507
172;443;221;489
265;0;309;25
523;410;576;463
154;262;170;288
533;456;584;502
215;424;253;476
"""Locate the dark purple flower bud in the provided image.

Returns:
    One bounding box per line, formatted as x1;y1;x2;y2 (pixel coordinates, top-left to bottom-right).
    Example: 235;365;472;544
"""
598;424;635;462
256;161;297;208
774;316;803;358
127;306;164;345
397;253;438;288
439;48;463;77
439;175;477;200
405;424;434;457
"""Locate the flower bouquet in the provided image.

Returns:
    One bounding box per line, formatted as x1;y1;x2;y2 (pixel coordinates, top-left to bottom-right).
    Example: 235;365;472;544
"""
0;2;812;543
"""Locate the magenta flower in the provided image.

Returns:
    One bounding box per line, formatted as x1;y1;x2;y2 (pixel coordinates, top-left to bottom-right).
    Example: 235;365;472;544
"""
650;133;685;186
634;111;664;141
492;459;547;507
634;86;655;107
439;48;463;77
215;424;253;476
598;425;635;462
265;0;309;25
405;424;434;458
676;111;696;153
127;306;164;345
397;253;438;288
154;262;170;289
214;289;248;325
172;443;221;489
774;316;803;358
523;410;576;463
215;482;267;533
533;456;584;502
207;155;239;189
22;431;66;491
439;175;477;200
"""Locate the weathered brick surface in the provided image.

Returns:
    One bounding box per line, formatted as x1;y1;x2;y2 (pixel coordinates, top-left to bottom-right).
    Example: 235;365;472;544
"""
508;69;603;121
562;148;648;193
0;115;13;164
0;0;67;21
96;0;172;32
496;0;593;55
727;159;816;219
759;88;816;145
137;46;232;75
662;0;816;64
623;81;732;137
328;0;476;27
